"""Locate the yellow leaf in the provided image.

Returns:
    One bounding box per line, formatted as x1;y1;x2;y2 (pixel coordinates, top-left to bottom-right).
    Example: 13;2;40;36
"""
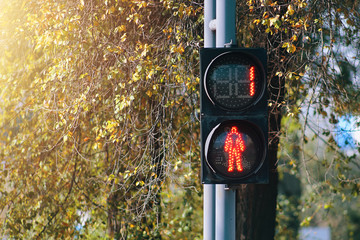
269;15;280;27
253;19;261;25
146;90;152;97
289;44;296;53
324;203;332;209
290;35;298;42
109;6;116;14
283;42;296;53
287;4;295;16
282;42;289;48
108;174;115;181
120;33;127;42
172;44;184;54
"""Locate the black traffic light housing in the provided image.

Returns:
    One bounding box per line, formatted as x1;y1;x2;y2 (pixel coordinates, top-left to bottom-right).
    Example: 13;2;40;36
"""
200;48;268;184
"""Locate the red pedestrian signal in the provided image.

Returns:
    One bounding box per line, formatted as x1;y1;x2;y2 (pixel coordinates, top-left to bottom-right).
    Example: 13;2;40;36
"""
204;121;266;180
224;126;245;172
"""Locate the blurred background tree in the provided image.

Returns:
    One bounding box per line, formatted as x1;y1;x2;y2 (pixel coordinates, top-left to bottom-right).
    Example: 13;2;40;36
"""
236;0;360;239
0;0;203;239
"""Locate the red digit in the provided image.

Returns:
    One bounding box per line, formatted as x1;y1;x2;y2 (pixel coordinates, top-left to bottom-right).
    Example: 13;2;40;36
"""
249;66;255;97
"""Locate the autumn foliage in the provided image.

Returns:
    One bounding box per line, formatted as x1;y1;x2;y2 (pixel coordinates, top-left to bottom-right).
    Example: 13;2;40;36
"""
0;0;202;238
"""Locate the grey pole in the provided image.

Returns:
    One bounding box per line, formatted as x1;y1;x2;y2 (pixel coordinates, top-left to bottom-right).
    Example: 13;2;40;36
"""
203;1;216;240
215;0;237;239
204;0;216;48
216;0;236;48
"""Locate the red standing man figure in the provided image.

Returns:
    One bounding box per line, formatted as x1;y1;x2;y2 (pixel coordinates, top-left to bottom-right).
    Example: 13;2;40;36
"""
224;126;246;172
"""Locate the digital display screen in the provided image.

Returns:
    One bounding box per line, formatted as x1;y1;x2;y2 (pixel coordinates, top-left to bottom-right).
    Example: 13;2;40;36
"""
205;52;264;110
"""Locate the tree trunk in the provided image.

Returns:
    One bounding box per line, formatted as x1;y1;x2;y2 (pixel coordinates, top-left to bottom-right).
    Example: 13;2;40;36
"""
236;50;284;240
236;112;280;239
235;0;289;235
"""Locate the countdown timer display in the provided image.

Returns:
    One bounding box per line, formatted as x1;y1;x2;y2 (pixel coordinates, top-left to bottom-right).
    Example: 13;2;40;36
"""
204;52;265;111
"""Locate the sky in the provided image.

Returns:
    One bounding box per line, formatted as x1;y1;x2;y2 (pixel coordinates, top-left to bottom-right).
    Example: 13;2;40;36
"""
336;116;360;152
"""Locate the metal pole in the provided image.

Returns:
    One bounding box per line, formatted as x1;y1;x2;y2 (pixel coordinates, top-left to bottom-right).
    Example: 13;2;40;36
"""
215;185;236;240
204;0;216;48
203;185;216;240
203;1;216;240
215;0;236;239
216;0;236;48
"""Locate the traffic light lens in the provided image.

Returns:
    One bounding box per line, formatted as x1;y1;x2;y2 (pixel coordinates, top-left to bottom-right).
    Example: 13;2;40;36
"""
205;121;266;179
204;52;265;111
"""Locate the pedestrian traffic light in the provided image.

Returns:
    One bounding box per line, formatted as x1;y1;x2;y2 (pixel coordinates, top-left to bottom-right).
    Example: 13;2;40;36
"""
200;48;268;184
